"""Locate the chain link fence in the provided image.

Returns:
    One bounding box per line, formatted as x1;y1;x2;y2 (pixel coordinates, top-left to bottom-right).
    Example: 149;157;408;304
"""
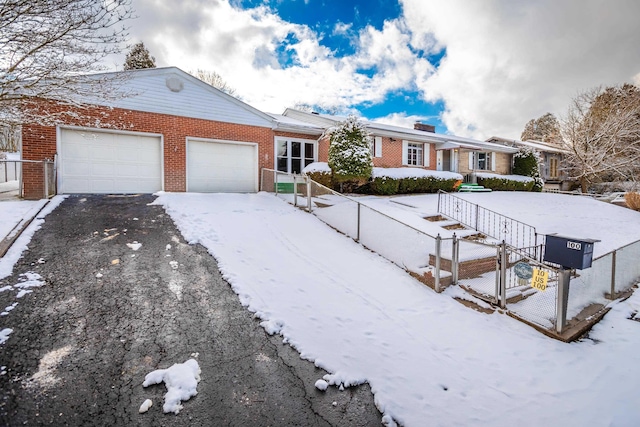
261;169;640;336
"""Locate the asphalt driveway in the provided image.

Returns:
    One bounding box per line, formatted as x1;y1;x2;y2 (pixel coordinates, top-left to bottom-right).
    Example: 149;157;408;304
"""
0;194;381;426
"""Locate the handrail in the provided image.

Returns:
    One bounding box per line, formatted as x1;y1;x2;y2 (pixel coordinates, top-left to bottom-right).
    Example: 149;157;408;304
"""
437;190;538;254
262;168;452;241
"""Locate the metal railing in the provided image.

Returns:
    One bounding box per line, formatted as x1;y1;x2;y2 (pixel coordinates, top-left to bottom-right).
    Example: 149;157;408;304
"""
437;190;539;257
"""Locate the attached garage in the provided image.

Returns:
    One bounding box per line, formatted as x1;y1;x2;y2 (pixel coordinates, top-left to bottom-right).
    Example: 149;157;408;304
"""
187;138;258;193
58;128;163;194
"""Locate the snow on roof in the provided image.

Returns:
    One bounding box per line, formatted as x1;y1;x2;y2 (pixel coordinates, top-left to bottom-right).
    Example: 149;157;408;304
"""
267;113;325;135
282;109;517;153
487;136;568;154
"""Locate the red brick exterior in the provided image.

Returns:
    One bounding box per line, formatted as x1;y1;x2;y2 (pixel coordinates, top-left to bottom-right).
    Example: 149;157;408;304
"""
318;134;438;170
21;103;319;199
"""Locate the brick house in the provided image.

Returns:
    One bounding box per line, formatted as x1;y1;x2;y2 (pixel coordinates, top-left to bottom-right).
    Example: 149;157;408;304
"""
20;67;323;199
20;67;519;199
280;109;517;179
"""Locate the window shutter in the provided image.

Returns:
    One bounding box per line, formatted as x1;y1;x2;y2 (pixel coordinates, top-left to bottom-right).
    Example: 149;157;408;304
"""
491;152;497;171
402;140;408;165
374;136;382;158
423;143;430;167
468;151;475;170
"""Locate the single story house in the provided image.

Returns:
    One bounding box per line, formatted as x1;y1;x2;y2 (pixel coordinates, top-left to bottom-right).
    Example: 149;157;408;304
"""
20;67;324;199
19;66;521;199
486;136;572;190
280;109;517;180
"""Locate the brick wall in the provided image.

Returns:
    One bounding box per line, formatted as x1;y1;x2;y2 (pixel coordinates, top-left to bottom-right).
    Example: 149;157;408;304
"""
22;103;280;199
318;135;438;170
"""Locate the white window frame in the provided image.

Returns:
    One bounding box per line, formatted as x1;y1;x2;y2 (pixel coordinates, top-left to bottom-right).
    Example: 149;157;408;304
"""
468;151;496;171
402;140;430;167
274;137;317;174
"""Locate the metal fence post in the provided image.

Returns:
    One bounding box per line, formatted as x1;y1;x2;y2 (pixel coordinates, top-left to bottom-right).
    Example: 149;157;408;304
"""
499;241;507;308
451;233;459;286
356;203;361;242
306;178;312;212
435;234;442;293
275;171;279;195
610;251;617;299
475;204;479;231
556;268;571;334
293;174;297;207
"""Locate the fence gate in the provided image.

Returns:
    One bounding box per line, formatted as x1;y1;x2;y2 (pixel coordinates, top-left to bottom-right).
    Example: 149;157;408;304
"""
454;237;501;304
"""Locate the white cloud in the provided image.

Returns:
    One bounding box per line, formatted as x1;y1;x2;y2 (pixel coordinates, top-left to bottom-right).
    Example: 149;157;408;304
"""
370;112;439;130
116;0;640;140
400;0;640;139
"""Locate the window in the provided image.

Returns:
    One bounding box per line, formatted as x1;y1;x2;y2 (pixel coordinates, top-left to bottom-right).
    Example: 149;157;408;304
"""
276;138;316;174
402;141;429;166
370;136;382;158
469;151;495;171
549;157;559;179
407;143;423;166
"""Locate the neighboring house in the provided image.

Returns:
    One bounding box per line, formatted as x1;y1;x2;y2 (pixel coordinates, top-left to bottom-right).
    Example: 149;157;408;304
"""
486;137;572;190
281;109;517;180
20;67;323;199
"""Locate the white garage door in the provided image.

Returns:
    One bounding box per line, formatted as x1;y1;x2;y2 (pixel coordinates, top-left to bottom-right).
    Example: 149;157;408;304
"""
187;139;257;193
59;129;163;194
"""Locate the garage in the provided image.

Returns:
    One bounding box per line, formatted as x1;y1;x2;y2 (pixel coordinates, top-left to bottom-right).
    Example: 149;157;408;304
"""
59;128;163;194
187;138;258;193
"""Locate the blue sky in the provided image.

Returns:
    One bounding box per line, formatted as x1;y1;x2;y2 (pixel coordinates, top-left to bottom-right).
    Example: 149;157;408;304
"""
126;0;640;140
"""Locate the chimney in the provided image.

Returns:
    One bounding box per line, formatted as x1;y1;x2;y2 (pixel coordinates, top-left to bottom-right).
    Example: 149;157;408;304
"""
414;122;435;133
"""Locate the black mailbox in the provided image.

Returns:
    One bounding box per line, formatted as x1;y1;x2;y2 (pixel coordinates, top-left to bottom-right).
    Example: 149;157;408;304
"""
543;234;599;269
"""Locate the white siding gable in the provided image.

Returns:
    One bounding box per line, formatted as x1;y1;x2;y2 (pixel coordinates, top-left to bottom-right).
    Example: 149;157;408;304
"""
84;68;273;128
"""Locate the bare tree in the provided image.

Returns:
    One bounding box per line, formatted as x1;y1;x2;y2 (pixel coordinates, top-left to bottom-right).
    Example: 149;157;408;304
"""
0;0;134;126
521;113;562;144
124;41;156;70
0;124;20;152
561;85;640;192
191;69;238;97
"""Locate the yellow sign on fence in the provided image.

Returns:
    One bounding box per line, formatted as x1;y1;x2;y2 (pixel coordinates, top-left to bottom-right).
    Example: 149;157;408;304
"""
531;268;549;291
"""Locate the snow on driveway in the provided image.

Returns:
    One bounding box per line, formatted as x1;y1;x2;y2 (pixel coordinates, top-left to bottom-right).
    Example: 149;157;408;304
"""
155;192;640;427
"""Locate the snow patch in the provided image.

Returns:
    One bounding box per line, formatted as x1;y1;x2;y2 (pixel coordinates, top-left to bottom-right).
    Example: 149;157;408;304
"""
0;328;13;344
138;399;153;413
142;358;201;414
314;379;328;391
169;260;179;270
126;241;142;251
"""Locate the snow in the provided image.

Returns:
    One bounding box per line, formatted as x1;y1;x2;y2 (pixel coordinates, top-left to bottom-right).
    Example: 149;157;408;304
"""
138;399;153;413
142;358;201;414
126;241;142;251
302;162;331;173
0;328;13;344
0;199;48;242
372;167;462;181
0;196;66;280
155;192;640;427
475;172;534;182
314;379;328;391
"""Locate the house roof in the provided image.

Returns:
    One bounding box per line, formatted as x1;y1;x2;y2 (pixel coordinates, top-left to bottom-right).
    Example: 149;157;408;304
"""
76;67;276;128
282;108;517;153
267;113;325;135
486;136;568;154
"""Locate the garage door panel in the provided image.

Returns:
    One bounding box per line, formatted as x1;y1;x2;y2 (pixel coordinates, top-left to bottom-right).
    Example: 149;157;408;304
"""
187;140;257;193
60;129;162;194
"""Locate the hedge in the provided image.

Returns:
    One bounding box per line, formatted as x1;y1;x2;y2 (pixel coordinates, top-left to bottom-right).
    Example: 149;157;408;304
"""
370;176;459;195
476;176;535;191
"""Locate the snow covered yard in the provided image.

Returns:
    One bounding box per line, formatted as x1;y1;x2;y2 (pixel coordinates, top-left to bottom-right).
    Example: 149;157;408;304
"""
155;192;640;427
